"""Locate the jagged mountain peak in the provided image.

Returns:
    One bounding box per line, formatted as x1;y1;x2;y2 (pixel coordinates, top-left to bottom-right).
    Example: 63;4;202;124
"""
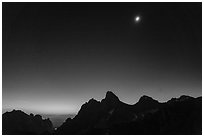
4;109;28;117
104;91;119;101
88;98;99;103
138;95;158;104
179;95;193;101
168;95;194;104
3;110;54;135
11;109;25;113
77;98;101;116
139;95;153;101
99;91;120;110
55;93;201;135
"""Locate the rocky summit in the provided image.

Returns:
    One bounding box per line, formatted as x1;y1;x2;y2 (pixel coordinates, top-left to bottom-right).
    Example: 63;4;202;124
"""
55;91;202;135
2;91;202;135
2;110;54;135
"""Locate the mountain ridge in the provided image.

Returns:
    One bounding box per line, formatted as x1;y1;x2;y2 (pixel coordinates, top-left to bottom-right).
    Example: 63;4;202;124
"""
3;109;54;135
2;91;202;135
55;91;202;135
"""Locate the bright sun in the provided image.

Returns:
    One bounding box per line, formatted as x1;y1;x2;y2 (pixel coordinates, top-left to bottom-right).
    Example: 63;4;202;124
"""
135;16;140;22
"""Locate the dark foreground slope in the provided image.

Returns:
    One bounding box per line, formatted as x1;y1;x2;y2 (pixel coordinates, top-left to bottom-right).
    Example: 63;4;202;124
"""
56;91;202;135
2;110;54;135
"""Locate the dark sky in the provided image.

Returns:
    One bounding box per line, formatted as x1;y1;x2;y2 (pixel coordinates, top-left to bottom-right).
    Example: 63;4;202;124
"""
3;2;202;114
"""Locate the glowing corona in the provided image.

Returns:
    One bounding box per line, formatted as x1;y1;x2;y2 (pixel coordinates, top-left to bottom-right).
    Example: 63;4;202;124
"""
135;16;140;22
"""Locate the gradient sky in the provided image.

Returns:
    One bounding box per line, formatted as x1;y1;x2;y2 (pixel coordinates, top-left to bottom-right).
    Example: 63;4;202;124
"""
3;2;202;114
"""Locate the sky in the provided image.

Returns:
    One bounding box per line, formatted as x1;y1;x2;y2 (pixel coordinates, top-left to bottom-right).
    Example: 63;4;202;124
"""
2;2;202;115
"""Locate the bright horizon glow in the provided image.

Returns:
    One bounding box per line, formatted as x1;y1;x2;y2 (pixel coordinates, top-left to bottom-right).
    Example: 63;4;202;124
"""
2;88;201;115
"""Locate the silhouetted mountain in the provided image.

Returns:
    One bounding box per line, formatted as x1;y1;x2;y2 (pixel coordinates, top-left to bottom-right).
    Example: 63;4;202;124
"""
2;110;54;135
102;91;120;107
56;91;202;135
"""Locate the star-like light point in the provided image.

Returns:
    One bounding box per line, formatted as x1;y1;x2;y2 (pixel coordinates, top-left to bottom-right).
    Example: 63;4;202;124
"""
135;16;140;22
